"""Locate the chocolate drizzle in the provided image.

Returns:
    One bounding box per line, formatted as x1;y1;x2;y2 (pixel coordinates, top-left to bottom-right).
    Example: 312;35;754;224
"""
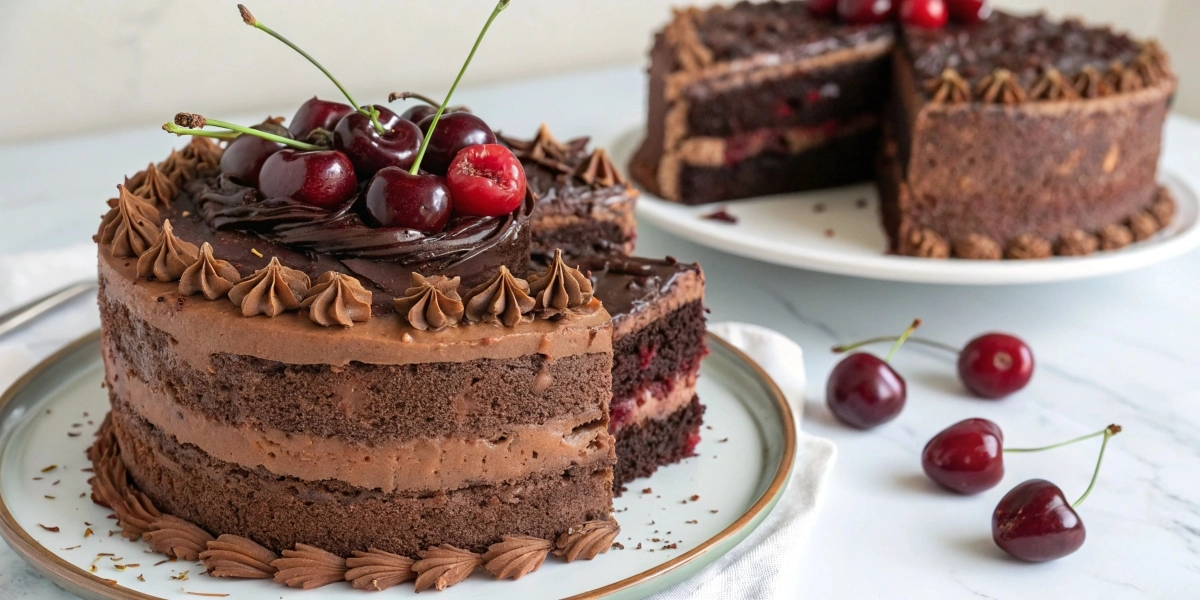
301;271;372;327
136;219;199;282
228;257;310;317
462;265;535;327
393;273;464;331
97;185;161;258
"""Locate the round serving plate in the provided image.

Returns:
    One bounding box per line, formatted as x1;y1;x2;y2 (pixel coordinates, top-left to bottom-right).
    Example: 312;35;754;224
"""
609;127;1200;285
0;331;796;600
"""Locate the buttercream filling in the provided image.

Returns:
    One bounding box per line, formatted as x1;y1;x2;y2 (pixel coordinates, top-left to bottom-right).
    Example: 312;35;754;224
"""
105;347;613;494
610;368;701;433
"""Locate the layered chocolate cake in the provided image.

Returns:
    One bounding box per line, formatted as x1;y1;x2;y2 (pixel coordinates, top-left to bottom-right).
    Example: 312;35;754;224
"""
632;1;1178;260
502;125;638;259
630;1;894;204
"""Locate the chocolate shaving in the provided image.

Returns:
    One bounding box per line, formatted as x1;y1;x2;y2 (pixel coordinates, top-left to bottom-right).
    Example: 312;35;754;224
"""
925;69;971;104
200;534;279;579
554;521;620;562
271;544;348;590
412;544;481;592
345;548;416;591
482;535;551;581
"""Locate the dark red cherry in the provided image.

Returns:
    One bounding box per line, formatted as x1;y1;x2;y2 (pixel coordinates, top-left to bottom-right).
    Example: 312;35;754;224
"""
288;97;354;140
258;149;357;210
362;167;453;234
945;0;991;23
837;0;894;24
993;480;1085;562
806;0;838;18
826;353;906;429
219;122;289;187
958;333;1034;399
445;144;526;217
899;0;948;28
401;104;440;124
922;418;1004;494
333;105;422;179
416;112;497;175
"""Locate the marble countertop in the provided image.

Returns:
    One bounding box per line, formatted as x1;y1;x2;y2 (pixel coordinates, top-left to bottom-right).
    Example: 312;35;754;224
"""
1;66;1198;599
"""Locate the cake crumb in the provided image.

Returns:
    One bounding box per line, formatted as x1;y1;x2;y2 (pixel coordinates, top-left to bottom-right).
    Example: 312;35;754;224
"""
856;198;868;209
813;203;826;213
41;465;57;473
662;543;678;550
824;229;835;237
181;211;191;217
612;542;624;550
138;574;146;582
710;509;719;514
719;437;728;443
691;495;700;501
701;207;738;224
642;487;652;494
636;543;642;550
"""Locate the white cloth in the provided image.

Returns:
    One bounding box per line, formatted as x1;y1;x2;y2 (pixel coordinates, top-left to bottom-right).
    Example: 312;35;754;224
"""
654;322;837;600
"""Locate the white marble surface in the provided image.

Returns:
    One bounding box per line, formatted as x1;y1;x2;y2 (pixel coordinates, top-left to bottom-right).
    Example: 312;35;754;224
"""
1;67;1199;599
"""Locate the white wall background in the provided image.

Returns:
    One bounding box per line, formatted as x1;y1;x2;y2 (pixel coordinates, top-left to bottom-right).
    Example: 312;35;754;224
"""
0;0;1194;144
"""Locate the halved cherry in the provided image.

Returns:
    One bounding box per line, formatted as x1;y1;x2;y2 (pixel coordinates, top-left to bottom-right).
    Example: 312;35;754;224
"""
445;144;526;217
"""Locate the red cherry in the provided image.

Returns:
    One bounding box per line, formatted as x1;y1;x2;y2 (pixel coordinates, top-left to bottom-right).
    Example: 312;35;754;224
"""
416;112;497;176
922;418;1004;494
219;122;288;187
993;480;1086;562
445;144;527;217
958;333;1034;399
288;97;354;141
899;0;948;28
257;149;357;210
807;0;838;18
945;0;991;23
362;167;453;234
826;353;906;429
333;105;422;179
837;0;894;24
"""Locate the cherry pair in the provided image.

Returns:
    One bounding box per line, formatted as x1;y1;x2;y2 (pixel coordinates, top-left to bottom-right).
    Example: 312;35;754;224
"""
826;321;1034;429
163;1;524;235
923;419;1121;562
807;0;990;27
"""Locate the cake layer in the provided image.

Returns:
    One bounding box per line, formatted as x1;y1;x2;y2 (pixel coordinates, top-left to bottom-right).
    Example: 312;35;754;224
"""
614;396;705;487
610;368;700;434
110;401;613;557
611;299;706;401
532;219;636;260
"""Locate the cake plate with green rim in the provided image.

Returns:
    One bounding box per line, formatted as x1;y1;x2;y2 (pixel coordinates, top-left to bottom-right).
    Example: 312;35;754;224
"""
0;330;797;600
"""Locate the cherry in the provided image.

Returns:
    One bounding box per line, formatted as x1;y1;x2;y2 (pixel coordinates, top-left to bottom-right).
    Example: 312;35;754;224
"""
333;106;422;179
899;0;948;28
445;144;526;217
945;0;991;24
922;418;1005;494
837;0;894;24
288;97;354;140
362;167;452;233
219;121;289;186
402;104;440;124
826;319;920;429
992;424;1120;562
416;112;497;176
388;92;470;123
258;148;357;209
959;333;1034;399
806;0;838;18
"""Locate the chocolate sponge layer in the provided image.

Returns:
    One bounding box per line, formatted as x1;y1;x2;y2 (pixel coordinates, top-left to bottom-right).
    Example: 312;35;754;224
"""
614;396;705;488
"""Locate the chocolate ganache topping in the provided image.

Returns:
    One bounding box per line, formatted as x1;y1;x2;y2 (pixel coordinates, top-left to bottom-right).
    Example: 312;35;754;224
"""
393;273;464;332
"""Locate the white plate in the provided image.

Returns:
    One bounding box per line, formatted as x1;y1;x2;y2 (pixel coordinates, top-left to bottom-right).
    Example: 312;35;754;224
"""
609;127;1200;285
0;332;796;600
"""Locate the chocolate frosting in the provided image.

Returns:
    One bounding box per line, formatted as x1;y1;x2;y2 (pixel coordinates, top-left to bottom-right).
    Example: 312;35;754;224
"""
575;148;625;188
1056;229;1099;256
181;137;223;173
554;520;619;562
97;185;160;258
228;256;311;318
200;534;280;579
393;273;464;332
301;271;372;327
1029;68;1079;101
179;242;241;300
412;545;482;592
691;1;893;63
528;249;594;318
271;544;348;590
462;265;534;327
143;514;215;561
975;69;1026;105
1005;233;1053;259
571;255;701;328
345;549;416;591
127;163;178;207
925;69;971;104
136;219;199;282
1073;65;1112;98
482;535;552;580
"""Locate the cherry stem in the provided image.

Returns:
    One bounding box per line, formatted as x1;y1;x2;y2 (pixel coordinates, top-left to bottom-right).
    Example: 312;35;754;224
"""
1005;427;1112;453
238;4;384;135
832;335;957;355
1073;424;1121;508
883;319;923;363
163;119;319;151
388;91;440;106
409;0;509;175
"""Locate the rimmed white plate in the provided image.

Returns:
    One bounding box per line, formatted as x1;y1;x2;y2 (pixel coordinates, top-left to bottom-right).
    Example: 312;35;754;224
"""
0;331;796;600
609;127;1200;285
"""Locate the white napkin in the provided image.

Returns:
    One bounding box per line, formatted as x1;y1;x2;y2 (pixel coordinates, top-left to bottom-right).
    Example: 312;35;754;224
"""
653;322;837;600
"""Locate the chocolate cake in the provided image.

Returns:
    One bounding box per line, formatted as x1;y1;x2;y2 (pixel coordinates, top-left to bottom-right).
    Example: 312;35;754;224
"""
632;1;1178;260
630;1;894;204
502;125;638;259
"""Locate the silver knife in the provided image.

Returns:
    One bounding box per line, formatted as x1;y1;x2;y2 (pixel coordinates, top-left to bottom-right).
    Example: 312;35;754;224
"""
0;280;98;339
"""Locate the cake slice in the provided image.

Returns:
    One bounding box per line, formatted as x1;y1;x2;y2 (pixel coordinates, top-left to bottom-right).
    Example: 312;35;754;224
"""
883;11;1177;259
502;125;638;258
630;1;894;204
